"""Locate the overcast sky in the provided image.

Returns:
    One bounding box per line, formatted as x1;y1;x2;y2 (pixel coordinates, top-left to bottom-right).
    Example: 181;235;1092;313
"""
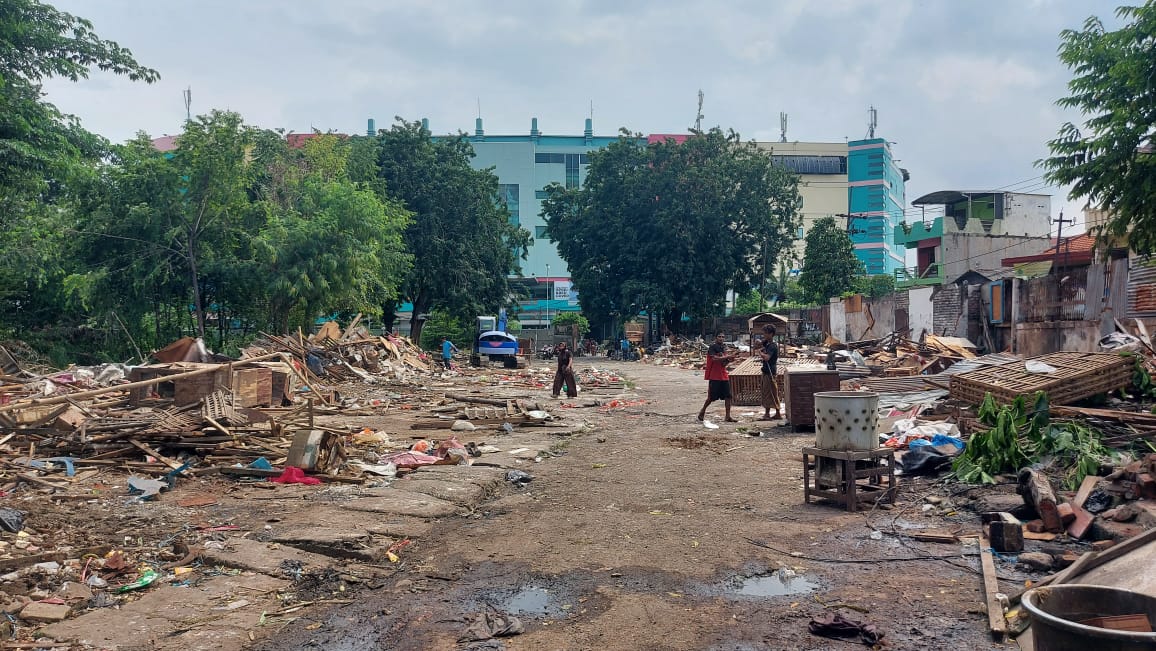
43;0;1127;231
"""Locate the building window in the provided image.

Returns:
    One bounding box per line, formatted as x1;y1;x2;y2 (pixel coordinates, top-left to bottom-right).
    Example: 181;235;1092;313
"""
534;190;549;200
771;155;847;175
535;225;548;238
796;227;805;240
535;153;565;164
565;154;581;188
497;184;519;226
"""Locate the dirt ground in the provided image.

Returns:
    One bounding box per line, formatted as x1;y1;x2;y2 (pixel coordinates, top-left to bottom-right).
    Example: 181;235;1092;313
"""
240;359;1017;651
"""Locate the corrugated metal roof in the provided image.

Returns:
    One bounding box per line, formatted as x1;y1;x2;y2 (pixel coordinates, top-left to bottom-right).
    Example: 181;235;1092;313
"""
1128;262;1156;317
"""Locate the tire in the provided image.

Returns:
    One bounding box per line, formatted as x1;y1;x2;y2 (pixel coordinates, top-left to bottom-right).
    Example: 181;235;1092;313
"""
502;356;518;369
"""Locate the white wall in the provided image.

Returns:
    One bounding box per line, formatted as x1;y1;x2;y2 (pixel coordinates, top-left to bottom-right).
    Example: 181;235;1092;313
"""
828;297;847;342
909;286;935;340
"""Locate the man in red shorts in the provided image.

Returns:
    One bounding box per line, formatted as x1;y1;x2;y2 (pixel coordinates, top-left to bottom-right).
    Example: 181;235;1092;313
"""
697;332;737;422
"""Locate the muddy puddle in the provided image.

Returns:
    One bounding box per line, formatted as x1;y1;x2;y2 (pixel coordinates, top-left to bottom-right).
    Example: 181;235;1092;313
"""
707;569;820;599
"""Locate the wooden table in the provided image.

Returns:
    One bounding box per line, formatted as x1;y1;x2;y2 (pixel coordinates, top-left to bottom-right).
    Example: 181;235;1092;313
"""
802;446;897;512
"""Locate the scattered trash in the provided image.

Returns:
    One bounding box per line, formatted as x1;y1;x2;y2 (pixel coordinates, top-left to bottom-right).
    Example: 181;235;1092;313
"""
269;466;322;485
506;470;533;487
808;612;884;646
115;569;159;593
459;608;524;643
0;508;25;533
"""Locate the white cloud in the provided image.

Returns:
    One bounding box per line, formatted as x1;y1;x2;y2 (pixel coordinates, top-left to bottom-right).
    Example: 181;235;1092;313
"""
916;55;1046;104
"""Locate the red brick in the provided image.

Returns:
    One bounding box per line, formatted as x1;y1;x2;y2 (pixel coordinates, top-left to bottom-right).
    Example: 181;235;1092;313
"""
1057;502;1076;525
1067;504;1094;540
1025;519;1047;533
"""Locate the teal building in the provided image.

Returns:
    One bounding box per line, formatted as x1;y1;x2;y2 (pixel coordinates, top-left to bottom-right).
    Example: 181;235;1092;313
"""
846;138;908;275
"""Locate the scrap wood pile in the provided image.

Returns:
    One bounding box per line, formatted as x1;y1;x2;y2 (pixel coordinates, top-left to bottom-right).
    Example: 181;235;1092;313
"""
643;336;710;368
843;331;977;377
410;393;566;432
242;318;435;384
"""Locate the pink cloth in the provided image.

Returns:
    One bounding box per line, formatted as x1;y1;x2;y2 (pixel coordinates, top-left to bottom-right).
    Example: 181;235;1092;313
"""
270;466;321;485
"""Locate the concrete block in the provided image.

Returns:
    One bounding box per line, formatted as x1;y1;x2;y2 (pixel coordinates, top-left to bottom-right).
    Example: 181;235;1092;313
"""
988;521;1024;553
19;601;70;622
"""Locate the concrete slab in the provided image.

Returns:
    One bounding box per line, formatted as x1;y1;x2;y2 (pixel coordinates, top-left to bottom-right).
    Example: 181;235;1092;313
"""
201;537;340;577
410;463;508;489
39;573;286;651
339;489;460;519
273;506;434;540
1074;535;1156;598
392;478;489;507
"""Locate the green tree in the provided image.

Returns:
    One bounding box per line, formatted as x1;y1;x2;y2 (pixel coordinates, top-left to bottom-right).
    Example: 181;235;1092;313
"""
799;216;864;303
542;128;801;332
552;311;590;337
1040;2;1156;252
854;274;896;299
733;288;766;315
253;134;412;332
0;0;158;343
0;0;157;202
361;119;531;343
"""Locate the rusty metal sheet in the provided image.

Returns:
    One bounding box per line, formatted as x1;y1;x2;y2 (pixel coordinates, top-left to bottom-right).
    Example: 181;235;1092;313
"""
1086;263;1106;321
1127;260;1156;317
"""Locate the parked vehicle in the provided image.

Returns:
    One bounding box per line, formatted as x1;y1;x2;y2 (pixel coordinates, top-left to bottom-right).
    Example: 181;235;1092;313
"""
471;312;520;368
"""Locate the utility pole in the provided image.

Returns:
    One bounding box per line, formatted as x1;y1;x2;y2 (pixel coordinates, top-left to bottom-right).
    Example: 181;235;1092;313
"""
1052;210;1074;267
695;90;704;131
779;112;788;143
867;105;877;139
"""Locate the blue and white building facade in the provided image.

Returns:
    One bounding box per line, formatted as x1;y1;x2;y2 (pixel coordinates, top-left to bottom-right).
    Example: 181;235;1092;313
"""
847;138;908;275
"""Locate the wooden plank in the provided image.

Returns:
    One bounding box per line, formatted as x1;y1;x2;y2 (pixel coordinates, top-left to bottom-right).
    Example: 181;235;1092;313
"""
0;353;283;414
979;534;1008;638
127;439;185;472
1072;475;1101;510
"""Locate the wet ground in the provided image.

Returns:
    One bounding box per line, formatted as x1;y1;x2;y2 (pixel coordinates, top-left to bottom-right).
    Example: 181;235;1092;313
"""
247;360;1008;651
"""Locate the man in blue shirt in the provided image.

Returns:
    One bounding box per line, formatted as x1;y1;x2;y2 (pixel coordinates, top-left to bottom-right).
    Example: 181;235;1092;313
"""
439;337;459;370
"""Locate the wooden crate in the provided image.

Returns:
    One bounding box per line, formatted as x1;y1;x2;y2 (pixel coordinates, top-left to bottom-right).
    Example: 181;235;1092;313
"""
231;367;273;407
729;356;764;406
785;369;841;428
949;352;1133;406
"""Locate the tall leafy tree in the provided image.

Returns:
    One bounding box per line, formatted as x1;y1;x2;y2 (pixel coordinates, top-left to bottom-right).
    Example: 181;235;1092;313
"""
542;128;801;331
362;120;530;343
798;216;864;303
0;0;158;341
252;134;412;332
1039;2;1156;252
0;0;157;203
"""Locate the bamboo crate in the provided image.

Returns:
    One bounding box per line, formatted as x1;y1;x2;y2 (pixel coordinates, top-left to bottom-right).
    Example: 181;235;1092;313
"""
728;356;765;406
948;352;1133;406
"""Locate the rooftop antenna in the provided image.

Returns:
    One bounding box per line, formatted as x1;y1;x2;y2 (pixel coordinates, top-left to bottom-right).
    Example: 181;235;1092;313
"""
182;87;192;122
590;100;594;121
779;112;788;143
476;97;481;119
695;90;704;131
867;105;878;139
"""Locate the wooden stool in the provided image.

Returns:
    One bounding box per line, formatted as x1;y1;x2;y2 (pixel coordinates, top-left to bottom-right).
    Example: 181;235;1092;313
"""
802;447;897;512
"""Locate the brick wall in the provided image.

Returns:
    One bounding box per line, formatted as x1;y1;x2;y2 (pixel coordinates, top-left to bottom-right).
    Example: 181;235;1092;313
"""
932;284;964;337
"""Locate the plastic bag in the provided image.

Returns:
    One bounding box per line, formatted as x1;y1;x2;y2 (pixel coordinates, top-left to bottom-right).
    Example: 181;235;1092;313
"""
898;446;953;476
0;508;25;533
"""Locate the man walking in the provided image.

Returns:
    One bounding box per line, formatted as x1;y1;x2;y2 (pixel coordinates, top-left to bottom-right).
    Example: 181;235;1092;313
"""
439;337;459;370
552;341;578;398
698;333;737;422
759;325;783;421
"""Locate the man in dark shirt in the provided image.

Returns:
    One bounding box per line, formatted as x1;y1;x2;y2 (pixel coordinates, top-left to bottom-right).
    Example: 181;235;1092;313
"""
759;325;783;420
552;341;577;398
697;333;737;422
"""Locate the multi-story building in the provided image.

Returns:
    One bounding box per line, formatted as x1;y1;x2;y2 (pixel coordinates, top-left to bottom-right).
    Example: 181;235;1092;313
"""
752;141;848;269
894;190;1054;287
753;138;908;276
846;138;908;275
444;117;632;326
